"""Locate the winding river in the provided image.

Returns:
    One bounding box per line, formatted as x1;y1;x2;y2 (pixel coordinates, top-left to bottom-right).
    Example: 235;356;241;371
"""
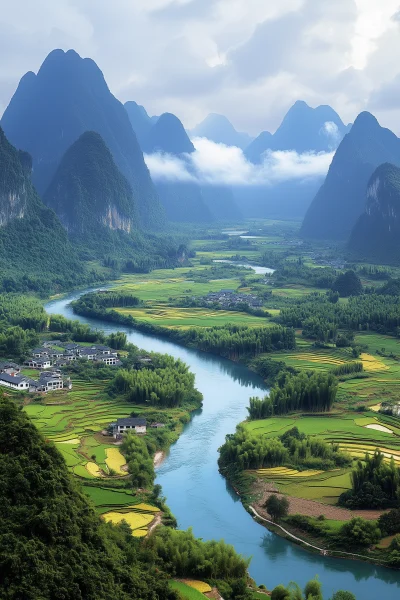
45;290;400;599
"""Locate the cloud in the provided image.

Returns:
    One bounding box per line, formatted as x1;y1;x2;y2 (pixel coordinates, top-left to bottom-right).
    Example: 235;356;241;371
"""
320;121;341;148
144;137;333;186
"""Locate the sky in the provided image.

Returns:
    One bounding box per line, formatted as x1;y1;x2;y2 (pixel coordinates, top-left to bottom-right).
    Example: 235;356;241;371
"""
1;0;400;136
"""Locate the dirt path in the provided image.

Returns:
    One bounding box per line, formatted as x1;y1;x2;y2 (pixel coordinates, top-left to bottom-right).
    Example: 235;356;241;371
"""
147;513;162;537
255;486;385;521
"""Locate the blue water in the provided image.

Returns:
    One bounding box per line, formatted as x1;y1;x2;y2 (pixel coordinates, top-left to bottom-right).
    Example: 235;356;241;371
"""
45;290;400;599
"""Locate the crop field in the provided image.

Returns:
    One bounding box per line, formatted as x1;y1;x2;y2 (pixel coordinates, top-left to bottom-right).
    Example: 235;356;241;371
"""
169;581;207;600
253;467;352;504
184;581;212;593
115;305;267;328
102;502;160;537
267;346;350;371
105;448;127;475
245;413;400;463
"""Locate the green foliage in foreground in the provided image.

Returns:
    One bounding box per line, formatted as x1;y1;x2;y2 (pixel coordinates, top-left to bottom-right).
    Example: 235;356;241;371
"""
219;426;350;471
148;527;249;579
247;371;338;419
121;433;154;490
0;396;175;600
270;578;355;600
264;494;289;522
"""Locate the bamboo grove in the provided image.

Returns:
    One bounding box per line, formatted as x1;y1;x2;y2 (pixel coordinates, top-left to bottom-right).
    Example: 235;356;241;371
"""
247;371;338;419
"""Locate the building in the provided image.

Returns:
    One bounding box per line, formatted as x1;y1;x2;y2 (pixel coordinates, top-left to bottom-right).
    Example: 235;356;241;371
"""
112;417;147;438
96;354;121;366
0;361;21;376
0;373;30;390
24;358;52;369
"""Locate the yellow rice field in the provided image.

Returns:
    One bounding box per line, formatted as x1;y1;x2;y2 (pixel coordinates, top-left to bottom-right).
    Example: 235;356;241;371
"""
185;581;212;593
58;438;80;444
128;503;160;512
105;447;127;475
256;467;323;477
102;510;154;531
360;353;389;372
86;462;102;477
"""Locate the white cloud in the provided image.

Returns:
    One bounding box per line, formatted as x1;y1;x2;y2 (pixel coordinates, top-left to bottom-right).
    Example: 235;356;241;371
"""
144;138;333;186
1;2;400;133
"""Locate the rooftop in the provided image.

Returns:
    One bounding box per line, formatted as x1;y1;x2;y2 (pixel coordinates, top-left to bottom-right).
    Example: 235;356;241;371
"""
115;417;147;427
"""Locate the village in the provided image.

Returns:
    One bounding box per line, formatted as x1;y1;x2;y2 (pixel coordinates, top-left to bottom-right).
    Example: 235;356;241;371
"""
0;341;122;393
195;288;263;309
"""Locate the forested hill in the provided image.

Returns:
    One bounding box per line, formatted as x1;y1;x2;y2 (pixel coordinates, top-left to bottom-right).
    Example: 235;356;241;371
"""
245;100;347;164
0;126;87;293
349;163;400;263
1;48;165;229
301;111;400;240
44;131;137;235
0;396;175;600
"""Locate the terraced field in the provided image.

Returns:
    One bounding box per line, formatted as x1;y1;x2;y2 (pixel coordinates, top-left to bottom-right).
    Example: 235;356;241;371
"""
254;467;352;504
245;413;400;462
115;305;267;328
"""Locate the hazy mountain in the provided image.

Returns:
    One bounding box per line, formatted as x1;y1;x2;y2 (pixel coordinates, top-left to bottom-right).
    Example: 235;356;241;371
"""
301;112;400;240
1;48;164;228
142;112;195;155
141;113;211;222
349;163;400;263
0;125;84;288
190;113;253;148
245;100;347;164
44;131;136;235
124;101;153;147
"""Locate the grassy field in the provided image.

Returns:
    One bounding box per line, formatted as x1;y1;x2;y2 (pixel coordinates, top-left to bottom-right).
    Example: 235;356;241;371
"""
169;581;207;600
115;305;268;329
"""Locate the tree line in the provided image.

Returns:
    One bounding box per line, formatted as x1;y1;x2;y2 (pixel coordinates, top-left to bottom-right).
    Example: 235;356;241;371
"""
218;426;350;472
247;371;338;419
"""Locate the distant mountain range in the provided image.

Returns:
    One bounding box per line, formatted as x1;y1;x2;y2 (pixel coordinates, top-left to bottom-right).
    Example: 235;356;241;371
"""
126;109;242;222
1;49;164;229
245;100;349;163
301;112;400;240
190;113;253;149
349;163;400;262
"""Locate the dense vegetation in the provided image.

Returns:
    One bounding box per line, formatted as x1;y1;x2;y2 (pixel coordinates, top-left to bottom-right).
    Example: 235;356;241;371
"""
278;293;400;338
110;354;202;408
247;372;338;418
350;163;400;263
0;396;176;600
73;292;296;359
219;426;350;471
0;126;96;294
121;433;155;489
339;450;400;509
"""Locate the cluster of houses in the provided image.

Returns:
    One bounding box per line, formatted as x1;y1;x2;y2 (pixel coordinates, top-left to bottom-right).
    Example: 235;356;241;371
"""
0;341;122;394
0;361;71;393
197;289;263;309
26;341;123;369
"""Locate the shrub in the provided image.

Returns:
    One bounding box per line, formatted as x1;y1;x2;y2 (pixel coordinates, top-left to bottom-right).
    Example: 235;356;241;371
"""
339;518;381;547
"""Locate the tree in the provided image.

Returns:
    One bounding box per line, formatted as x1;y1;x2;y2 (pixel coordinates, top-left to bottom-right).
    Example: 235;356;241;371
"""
332;271;362;298
378;509;400;535
271;584;291;600
265;495;289;522
304;578;322;600
339;517;381;547
331;593;356;600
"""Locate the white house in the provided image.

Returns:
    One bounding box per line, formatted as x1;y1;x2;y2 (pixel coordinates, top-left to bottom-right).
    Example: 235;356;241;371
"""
112;417;147;438
0;373;30;390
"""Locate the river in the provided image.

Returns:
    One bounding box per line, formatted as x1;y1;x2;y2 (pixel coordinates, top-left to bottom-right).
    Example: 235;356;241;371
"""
45;290;400;599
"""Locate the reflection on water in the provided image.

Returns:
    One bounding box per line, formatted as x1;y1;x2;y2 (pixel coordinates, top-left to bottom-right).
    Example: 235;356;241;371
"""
213;259;274;276
45;290;400;600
